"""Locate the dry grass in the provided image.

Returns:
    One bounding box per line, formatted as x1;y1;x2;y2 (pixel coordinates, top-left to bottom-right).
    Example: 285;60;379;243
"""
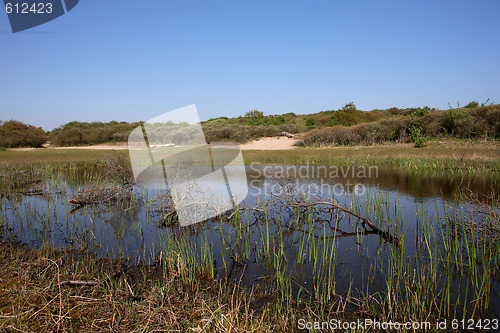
0;149;126;165
0;242;354;332
243;140;500;164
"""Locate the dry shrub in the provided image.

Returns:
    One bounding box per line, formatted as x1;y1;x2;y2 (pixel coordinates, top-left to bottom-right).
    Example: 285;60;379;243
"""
352;123;370;143
442;106;499;138
303;104;500;146
313;113;333;127
359;109;388;123
102;153;134;185
303;118;408;146
374;118;407;142
421;112;444;137
484;106;500;138
387;107;402;116
70;181;134;205
303;126;359;146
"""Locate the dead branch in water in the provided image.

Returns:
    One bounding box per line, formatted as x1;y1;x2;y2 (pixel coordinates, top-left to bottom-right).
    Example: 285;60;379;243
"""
228;179;400;246
274;181;400;246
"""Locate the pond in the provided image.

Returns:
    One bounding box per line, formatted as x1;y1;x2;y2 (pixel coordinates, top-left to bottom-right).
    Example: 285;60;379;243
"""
1;164;499;320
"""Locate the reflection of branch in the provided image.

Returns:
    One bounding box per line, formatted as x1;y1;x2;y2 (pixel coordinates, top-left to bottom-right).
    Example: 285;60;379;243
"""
227;207;265;220
287;225;387;241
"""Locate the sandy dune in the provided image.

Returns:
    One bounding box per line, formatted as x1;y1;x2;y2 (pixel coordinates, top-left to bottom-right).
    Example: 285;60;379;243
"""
238;137;297;150
10;137;297;151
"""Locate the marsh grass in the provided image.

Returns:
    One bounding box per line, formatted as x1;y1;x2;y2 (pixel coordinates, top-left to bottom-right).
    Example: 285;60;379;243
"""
166;182;500;329
242;143;500;182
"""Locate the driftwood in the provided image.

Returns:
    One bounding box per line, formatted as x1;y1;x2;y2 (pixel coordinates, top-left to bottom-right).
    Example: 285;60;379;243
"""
280;131;294;139
61;280;101;286
60;269;125;286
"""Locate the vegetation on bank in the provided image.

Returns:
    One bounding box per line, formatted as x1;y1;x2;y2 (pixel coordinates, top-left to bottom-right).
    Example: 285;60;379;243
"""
302;103;500;147
1;140;499;168
1;101;499;148
48;121;142;146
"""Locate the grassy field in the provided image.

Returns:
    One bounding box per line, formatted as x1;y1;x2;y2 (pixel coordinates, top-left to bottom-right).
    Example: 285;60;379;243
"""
243;140;500;163
0;149;127;164
2;139;499;164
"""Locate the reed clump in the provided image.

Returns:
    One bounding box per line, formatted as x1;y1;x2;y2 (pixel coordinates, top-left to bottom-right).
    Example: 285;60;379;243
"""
69;182;135;206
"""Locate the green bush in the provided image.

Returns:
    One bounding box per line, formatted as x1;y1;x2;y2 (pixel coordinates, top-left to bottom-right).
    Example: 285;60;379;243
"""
411;106;430;117
304;117;316;127
275;115;286;125
49;121;141;146
465;101;479;109
408;125;427;148
244;110;264;119
0;120;47;148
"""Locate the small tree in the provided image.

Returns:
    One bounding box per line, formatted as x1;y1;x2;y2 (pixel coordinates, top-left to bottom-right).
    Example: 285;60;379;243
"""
244;110;264;119
329;102;360;126
304;117;316;127
465;101;479;109
408;125;427;148
275;115;286;124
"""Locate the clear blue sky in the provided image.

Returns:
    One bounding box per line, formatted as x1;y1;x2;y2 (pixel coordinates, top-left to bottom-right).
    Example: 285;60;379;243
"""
1;0;499;130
